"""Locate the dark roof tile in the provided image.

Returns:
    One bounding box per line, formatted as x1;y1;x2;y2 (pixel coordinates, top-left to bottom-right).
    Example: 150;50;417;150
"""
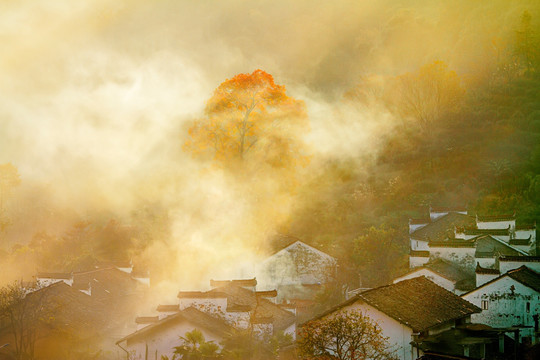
475;263;500;275
210;278;257;288
507;266;540;293
308;277;480;333
474;235;522;258
411;213;475;241
499;255;540;262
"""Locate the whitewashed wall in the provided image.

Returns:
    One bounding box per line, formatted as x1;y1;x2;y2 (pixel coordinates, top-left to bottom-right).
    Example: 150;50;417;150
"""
178;297;228;316
475;272;500;287
394;269;455;293
476;220;515;230
476;257;496;269
125;319;224;360
428;247;476;270
462;276;540;340
409;255;430;268
410;239;429;251
499;260;540;274
409;223;429;234
341;302;416;360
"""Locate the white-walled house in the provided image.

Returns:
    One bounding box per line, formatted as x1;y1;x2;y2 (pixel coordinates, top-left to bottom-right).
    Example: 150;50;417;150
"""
499;255;540;274
118;278;297;358
462;266;540;344
36;272;74;287
393;258;474;294
258;240;337;288
303;277;480;360
408;209;536;270
116;307;233;360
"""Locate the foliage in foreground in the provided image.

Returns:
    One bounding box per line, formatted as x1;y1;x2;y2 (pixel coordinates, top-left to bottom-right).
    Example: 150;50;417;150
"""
299;310;396;360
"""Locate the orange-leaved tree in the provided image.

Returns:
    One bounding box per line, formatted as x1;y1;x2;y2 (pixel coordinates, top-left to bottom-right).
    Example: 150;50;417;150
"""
184;69;309;170
299;310;396;360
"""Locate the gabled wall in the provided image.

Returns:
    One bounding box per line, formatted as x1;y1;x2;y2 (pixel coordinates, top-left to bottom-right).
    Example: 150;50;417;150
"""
125;319;224;360
462;276;540;341
339;302;416;360
394;269;455;293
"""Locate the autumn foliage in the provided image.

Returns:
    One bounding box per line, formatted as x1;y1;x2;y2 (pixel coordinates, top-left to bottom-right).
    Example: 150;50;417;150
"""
184;69;309;169
299;310;395;360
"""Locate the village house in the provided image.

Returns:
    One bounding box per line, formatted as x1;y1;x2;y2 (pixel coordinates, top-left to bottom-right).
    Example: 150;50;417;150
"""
409;207;536;270
303;276;481;360
256;239;337;303
0;280;136;359
118;278;297;359
462;266;540;345
393;258;474;294
115;307;233;360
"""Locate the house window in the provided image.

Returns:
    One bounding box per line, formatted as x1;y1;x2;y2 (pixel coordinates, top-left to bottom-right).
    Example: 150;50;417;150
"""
526;302;531;313
481;300;489;310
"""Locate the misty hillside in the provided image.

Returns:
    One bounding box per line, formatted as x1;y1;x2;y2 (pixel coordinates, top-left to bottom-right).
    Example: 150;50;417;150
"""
0;0;539;291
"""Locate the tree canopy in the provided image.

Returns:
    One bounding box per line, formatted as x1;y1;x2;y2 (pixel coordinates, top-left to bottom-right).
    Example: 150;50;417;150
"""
391;61;465;131
184;69;309;170
299;310;395;360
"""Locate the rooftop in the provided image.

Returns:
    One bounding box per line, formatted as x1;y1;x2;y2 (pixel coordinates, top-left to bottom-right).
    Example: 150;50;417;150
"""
117;307;234;344
156;304;179;312
506;266;540;293
463;266;540;295
430;206;467;213
209;284;295;331
210;278;257;288
461;227;510;236
36;272;72;280
476;214;515;222
411;212;475;241
499;255;540;262
474;235;525;258
310;277;480;333
475;263;500;275
424;258;473;283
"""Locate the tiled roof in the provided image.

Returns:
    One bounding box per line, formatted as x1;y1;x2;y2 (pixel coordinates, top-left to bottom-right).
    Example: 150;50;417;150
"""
476;214;515;222
474;235;524;258
410;250;430;257
411;213;475;241
357;277;480;332
309;277;480;333
209;284;295;331
410;218;431;225
463;266;540;295
516;224;536;230
429;240;475;248
210;278;257;288
256;290;278;298
475;263;500;275
177;291;228;298
23;282;111;337
72;267;142;301
430;206;467;213
135;316;158;324
117;307;234;344
36;272;72;280
509;238;531;246
499;255;540;262
507;266;540;293
156;304;179;312
424;258;473;283
462;227;510;236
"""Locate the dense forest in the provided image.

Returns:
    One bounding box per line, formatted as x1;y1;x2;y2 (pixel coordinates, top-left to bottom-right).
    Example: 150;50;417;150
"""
0;2;539;295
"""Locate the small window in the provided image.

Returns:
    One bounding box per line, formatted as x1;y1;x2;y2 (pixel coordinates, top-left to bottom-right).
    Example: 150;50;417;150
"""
526;302;531;313
481;300;489;310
